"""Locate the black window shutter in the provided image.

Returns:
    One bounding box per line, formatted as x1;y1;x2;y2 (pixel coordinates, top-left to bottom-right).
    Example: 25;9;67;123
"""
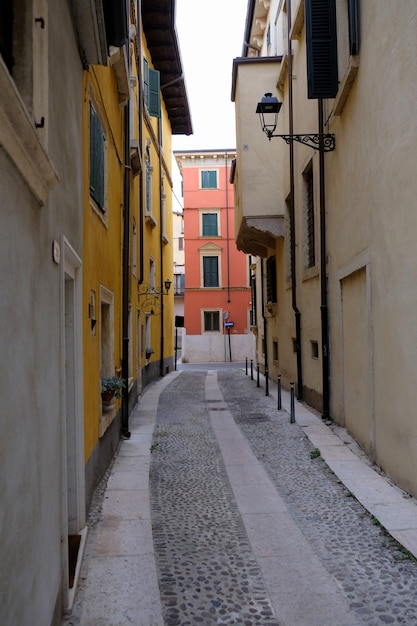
304;0;338;99
89;105;105;211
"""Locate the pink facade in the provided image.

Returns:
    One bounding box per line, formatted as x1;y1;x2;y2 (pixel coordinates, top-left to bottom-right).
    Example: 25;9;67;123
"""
175;150;253;362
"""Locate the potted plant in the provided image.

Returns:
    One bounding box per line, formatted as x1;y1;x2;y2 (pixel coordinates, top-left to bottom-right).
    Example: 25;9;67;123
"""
101;377;126;401
145;347;154;359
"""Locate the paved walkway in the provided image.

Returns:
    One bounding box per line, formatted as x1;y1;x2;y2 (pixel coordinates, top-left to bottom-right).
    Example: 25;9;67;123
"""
65;367;417;625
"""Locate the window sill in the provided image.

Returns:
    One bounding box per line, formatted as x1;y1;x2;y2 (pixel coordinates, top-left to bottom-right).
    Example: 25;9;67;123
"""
0;58;58;205
302;265;319;282
333;56;359;116
145;213;157;228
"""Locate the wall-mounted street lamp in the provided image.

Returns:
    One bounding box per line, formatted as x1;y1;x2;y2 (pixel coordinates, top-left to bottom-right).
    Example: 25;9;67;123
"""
256;93;335;152
138;279;172;315
138;279;172;297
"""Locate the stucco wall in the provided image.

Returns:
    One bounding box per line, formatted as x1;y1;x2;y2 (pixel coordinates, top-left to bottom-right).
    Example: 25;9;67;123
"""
0;2;85;623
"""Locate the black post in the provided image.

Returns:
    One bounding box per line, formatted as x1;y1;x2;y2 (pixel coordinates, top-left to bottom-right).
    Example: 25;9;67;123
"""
277;375;282;410
265;365;269;396
245;357;248;375
257;363;260;387
251;359;253;380
290;381;295;423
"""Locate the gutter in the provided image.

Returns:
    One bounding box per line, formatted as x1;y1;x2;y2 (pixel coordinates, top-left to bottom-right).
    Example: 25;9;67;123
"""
287;0;303;400
121;0;131;438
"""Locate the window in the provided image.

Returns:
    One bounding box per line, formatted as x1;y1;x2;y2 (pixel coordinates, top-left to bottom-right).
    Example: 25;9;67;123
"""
250;274;257;326
174;273;185;296
178;236;184;251
311;340;319;360
273;340;279;362
143;57;160;118
266;256;277;304
201;170;217;189
203;256;219;287
303;162;315;269
202;213;218;236
89;104;105;211
304;0;338;99
204;310;220;332
0;4;13;73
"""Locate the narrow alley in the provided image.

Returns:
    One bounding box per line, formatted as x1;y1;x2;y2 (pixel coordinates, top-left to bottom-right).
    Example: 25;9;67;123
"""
66;366;417;626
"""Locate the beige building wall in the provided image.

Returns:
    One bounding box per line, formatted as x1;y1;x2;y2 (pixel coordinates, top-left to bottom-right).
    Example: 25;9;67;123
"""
234;0;417;497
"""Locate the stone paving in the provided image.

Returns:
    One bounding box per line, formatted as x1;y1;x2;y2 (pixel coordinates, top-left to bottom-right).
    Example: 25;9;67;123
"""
150;369;417;625
150;371;279;625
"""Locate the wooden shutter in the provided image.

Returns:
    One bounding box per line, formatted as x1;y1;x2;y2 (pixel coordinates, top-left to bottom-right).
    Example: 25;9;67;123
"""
266;257;277;303
201;170;217;189
89;105;105;211
203;257;219;287
202;213;218;236
148;68;161;118
304;0;338;99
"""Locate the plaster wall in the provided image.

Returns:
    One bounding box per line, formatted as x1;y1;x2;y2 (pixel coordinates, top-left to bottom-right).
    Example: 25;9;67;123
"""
325;1;417;495
0;1;85;623
183;332;255;364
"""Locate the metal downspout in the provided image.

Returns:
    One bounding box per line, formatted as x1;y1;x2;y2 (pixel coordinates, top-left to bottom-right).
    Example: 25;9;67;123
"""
287;1;303;400
261;259;269;395
135;0;144;288
158;119;165;378
319;100;330;419
121;0;131;438
225;152;231;303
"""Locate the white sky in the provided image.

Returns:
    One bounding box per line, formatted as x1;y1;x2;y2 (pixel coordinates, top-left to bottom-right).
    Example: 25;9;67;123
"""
172;0;248;152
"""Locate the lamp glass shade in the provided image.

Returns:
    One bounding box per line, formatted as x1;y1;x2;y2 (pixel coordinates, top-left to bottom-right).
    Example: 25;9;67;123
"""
256;93;282;136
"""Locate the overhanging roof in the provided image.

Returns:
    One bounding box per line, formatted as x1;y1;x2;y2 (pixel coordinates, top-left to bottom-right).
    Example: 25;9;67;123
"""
142;0;193;136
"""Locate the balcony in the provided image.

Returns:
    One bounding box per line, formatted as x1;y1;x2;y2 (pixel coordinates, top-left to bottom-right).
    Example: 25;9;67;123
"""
231;57;286;257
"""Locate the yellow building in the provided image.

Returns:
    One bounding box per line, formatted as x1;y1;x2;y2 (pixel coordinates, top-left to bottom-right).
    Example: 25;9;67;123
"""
83;1;192;507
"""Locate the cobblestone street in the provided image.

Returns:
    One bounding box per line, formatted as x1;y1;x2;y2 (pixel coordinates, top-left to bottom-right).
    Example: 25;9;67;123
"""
66;367;417;625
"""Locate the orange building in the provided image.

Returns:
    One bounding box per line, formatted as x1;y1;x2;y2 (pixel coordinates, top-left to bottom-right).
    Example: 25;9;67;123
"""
174;149;254;362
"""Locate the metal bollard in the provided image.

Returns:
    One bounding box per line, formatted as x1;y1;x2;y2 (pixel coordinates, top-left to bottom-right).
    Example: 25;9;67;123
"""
277;375;282;410
257;363;260;387
245;357;248;375
250;359;253;380
290;381;295;423
265;365;269;396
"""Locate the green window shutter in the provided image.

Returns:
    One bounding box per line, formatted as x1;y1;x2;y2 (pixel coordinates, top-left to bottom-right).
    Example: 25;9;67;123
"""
201;170;217;189
304;0;338;99
148;68;161;118
202;213;218;236
89;104;105;211
143;58;149;109
203;256;219;287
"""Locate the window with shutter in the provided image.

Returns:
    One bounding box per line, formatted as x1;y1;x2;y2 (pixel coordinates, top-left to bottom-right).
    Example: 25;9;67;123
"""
0;3;14;73
143;58;161;118
89;104;105;212
202;213;218;236
266;257;277;303
203;311;220;332
201;170;217;189
203;256;219;287
305;0;338;99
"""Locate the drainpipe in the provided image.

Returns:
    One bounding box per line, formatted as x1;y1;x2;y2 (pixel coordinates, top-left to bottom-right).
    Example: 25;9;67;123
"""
319;99;330;420
158;119;165;378
287;1;303;400
121;0;131;438
225;152;231;303
135;0;144;288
